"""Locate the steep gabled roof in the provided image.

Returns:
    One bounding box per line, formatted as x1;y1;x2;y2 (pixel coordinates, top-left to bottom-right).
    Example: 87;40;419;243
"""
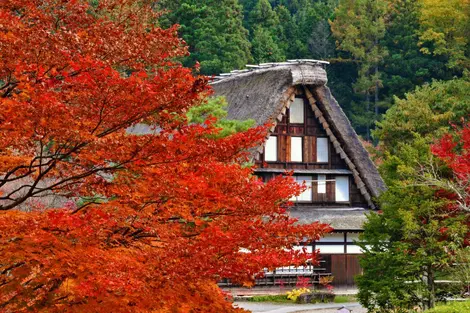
211;60;385;209
211;61;328;126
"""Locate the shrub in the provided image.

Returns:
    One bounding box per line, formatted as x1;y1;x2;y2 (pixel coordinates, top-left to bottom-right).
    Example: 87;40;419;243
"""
286;288;311;301
425;301;470;313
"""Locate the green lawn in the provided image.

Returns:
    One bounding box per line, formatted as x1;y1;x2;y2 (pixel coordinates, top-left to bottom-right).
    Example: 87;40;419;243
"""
246;294;291;303
334;295;357;303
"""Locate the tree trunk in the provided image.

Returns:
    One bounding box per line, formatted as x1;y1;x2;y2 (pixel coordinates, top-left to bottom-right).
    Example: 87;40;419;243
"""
428;265;436;309
366;92;370;141
374;65;379;118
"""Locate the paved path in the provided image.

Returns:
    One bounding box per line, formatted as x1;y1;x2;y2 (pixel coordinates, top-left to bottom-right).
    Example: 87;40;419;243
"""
233;301;365;313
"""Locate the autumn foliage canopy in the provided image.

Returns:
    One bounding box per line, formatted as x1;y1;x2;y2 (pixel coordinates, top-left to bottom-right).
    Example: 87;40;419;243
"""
0;0;331;312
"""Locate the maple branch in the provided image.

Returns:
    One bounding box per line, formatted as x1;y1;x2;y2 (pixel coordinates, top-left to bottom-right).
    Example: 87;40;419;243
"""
71;200;101;214
1;82;19;98
415;156;470;213
1;262;25;275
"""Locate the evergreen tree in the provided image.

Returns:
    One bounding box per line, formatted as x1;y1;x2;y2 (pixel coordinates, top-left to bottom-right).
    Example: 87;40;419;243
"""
308;19;335;60
158;0;252;75
248;0;280;29
251;26;285;63
187;97;255;138
381;0;450;100
247;0;285;63
330;0;389;140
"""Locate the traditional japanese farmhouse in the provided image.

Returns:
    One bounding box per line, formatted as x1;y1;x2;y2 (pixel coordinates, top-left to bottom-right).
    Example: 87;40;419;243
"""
212;60;386;286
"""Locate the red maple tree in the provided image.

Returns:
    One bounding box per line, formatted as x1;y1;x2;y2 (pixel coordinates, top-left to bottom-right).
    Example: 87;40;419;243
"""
432;123;470;212
431;122;470;245
0;1;331;312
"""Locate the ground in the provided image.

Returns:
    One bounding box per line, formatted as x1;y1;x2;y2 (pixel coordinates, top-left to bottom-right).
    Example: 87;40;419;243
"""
234;301;366;313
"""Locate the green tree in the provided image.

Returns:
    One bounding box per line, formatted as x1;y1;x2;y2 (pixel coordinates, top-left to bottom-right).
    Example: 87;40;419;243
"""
357;77;470;312
251;26;285;63
330;0;389;140
187;97;255;138
247;0;285;63
158;0;252;75
274;5;304;59
375;78;470;150
418;0;470;72
381;0;450;100
247;0;280;30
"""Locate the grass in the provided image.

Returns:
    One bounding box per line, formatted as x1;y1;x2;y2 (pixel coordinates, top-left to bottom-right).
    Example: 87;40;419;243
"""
425;301;470;313
247;294;291;303
334;295;357;303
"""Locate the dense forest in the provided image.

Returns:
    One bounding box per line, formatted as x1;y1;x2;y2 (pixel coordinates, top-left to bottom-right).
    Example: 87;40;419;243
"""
157;0;469;139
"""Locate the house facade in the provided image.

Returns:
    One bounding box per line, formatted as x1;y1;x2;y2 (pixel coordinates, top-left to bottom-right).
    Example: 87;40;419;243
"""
212;60;385;286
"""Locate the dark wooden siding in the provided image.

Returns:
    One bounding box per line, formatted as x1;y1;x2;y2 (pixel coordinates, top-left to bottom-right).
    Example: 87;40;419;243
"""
322;254;362;286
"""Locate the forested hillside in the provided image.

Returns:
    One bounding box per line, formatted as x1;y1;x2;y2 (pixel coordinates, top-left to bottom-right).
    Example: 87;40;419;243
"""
158;0;469;138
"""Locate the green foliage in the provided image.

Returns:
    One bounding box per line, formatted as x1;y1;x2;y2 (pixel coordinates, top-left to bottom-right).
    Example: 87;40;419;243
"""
251;26;285;63
426;301;470;313
158;0;252;75
449;248;470;296
334;295;357;303
246;0;285;63
187;96;255;138
358;77;470;312
247;294;291;302
330;0;389;139
381;0;450;100
374;77;470;152
418;0;470;72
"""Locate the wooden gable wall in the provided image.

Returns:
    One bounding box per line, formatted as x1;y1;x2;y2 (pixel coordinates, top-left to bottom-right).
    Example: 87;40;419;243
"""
255;88;368;208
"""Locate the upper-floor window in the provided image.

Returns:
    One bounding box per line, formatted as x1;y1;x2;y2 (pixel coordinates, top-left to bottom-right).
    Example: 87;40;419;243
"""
316;137;328;163
291;176;312;202
288;175;351;204
290;98;304;124
265;136;277;162
335;176;350;202
290;137;302;162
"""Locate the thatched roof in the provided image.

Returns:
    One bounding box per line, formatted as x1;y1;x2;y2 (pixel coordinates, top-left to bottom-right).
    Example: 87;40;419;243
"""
212;61;328;126
289;207;369;230
211;60;385;211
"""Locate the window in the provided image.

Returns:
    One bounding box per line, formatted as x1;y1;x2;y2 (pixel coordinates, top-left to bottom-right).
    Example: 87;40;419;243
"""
290;137;302;162
316;137;328;163
290;98;304;124
335;176;349;202
265;136;277;161
291;176;312;202
317;175;326;194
